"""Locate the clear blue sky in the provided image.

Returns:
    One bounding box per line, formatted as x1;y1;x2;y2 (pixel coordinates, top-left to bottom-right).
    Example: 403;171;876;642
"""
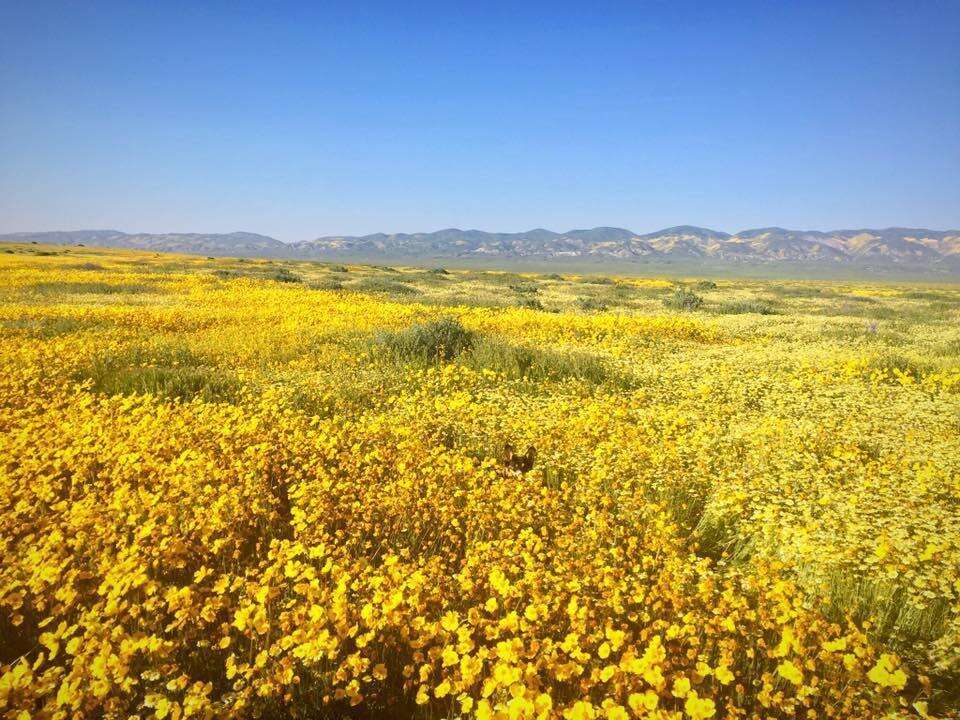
1;1;958;241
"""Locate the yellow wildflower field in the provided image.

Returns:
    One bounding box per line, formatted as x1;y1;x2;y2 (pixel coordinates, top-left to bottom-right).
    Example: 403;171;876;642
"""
1;244;958;719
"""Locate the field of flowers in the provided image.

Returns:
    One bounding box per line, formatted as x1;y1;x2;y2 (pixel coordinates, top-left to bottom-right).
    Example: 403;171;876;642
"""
1;244;959;719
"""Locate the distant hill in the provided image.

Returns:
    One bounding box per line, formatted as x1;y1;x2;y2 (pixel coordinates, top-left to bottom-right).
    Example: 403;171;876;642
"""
4;226;960;270
0;230;286;256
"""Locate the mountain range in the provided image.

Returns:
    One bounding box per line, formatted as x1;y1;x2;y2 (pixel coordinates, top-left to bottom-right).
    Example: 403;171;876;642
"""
4;226;960;270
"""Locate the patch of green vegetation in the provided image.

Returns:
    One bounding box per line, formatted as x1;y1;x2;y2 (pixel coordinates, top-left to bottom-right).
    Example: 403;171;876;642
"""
662;287;703;311
375;317;475;362
74;345;237;402
29;281;159;295
576;297;608;312
509;282;540;294
695;280;718;290
352;278;421;295
269;268;303;283
463;338;615;385
716;300;780;315
517;297;544;310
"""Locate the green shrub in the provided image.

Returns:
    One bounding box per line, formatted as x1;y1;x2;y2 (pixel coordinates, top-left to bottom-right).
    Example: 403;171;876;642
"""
464;339;611;384
517;297;544;310
428;267;449;275
270;268;302;283
576;297;608;312
663;287;703;311
695;280;718;290
377;317;475;363
328;264;349;273
353;278;421;295
509;283;539;295
716;300;779;315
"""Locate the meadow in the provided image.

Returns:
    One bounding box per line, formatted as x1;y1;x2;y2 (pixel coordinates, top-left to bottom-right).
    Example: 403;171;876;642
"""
1;243;958;719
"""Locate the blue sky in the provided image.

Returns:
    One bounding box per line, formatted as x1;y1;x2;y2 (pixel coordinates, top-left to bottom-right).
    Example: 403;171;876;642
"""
1;1;958;241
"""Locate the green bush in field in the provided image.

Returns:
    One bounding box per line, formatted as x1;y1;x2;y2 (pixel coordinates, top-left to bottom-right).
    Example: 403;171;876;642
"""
270;268;302;283
716;300;779;315
377;317;475;362
353;278;421;295
576;297;608;312
517;297;545;310
663;287;703;311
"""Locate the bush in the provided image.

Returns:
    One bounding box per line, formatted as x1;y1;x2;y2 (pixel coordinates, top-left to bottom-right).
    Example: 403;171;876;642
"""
353;278;420;295
717;300;779;315
270;268;302;284
464;339;611;384
576;297;608;312
517;297;544;310
696;280;718;290
428;267;449;275
328;265;349;273
377;317;475;362
509;283;539;294
663;287;703;311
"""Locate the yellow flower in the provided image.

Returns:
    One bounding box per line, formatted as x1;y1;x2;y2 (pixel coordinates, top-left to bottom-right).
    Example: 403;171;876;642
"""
776;660;803;686
867;654;907;691
684;691;716;720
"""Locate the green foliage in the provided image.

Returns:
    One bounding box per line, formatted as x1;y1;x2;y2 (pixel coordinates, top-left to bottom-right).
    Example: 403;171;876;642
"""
377;317;475;362
270;268;303;283
663;287;703;311
716;300;780;315
517;297;545;310
695;280;718;290
463;338;614;385
353;278;421;295
576;297;608;312
74;345;237;402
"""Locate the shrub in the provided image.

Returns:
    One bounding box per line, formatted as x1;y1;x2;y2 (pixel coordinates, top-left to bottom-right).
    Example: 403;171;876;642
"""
696;280;718;290
717;300;779;315
517;297;544;310
464;338;612;384
328;264;349;273
663;287;703;311
353;278;421;295
576;297;608;312
509;283;539;294
270;268;302;284
377;317;475;362
428;267;449;275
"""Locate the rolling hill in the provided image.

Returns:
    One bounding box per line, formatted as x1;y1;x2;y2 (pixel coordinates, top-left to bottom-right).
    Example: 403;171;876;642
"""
4;226;959;270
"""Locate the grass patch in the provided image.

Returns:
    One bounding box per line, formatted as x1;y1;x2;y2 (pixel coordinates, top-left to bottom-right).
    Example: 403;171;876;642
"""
352;278;421;296
30;281;158;295
463;338;615;385
576;297;608;312
375;317;475;362
662;287;703;311
716;300;780;315
74;345;237;402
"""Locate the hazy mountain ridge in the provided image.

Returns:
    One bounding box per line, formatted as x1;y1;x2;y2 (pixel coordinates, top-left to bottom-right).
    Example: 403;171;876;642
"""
4;226;960;269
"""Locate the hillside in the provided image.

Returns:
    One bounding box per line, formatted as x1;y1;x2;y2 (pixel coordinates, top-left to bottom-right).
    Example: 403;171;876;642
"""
4;226;960;270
